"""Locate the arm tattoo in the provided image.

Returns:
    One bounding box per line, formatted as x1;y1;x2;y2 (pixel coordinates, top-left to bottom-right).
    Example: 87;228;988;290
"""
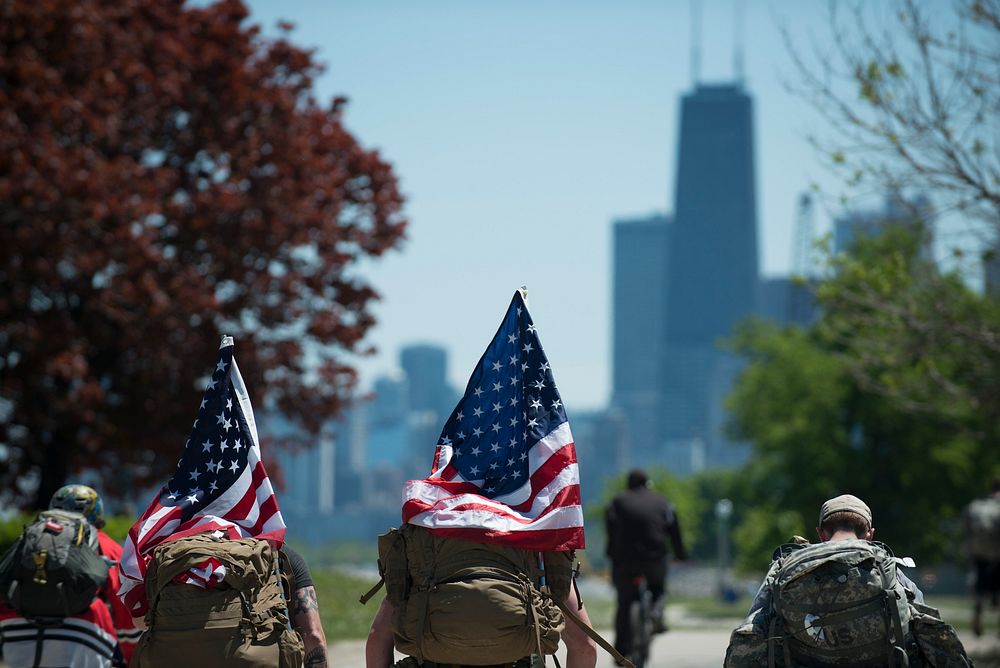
303;646;328;667
292;586;320;616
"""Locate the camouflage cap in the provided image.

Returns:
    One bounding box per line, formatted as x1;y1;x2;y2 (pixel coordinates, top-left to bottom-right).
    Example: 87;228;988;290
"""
819;494;872;526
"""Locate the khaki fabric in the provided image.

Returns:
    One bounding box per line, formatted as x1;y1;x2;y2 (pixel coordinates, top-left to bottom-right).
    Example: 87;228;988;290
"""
132;534;304;668
380;525;571;665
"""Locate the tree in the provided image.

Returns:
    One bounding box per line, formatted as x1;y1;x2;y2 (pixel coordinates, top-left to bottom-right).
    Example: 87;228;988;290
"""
786;0;1000;226
727;225;992;566
0;0;407;508
781;0;1000;471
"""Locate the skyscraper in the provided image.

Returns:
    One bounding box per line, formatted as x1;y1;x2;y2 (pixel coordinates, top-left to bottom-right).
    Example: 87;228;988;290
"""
400;344;452;418
661;83;759;465
610;213;671;465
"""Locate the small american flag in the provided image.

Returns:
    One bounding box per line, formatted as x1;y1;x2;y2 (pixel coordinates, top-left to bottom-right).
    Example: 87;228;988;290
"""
402;289;585;551
118;336;285;616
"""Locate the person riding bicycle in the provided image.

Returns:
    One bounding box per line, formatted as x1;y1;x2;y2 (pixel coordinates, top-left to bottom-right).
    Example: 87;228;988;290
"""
605;469;687;662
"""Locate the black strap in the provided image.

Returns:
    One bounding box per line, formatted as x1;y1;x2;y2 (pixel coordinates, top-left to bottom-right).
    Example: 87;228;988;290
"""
886;592;909;668
32;625;43;668
767;616;778;668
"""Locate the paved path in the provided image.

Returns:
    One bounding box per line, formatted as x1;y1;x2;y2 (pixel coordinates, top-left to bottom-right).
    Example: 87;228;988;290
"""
328;628;732;667
330;627;1000;668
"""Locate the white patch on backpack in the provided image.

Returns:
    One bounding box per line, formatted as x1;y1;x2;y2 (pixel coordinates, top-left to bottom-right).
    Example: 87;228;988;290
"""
803;613;826;642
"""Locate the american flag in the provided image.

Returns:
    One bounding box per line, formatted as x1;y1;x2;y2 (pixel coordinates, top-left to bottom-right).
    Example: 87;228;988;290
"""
402;289;585;551
118;336;285;616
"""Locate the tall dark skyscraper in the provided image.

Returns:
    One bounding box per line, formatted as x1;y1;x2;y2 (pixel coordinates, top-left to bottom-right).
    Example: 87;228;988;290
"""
661;83;759;465
668;84;758;343
610;214;671;465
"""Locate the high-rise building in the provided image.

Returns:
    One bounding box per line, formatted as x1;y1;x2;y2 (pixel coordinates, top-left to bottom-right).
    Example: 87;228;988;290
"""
366;373;410;469
834;194;933;258
661;83;759;466
610;214;671;464
400;344;453;419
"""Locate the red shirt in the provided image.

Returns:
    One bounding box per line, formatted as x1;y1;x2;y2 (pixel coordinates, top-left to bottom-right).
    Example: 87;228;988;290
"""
98;530;142;662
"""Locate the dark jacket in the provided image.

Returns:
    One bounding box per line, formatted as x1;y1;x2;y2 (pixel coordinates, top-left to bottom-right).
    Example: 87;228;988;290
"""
605;487;686;563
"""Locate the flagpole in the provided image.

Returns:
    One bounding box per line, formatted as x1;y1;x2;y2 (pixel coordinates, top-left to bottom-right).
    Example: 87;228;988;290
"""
518;285;529;310
220;334;234;348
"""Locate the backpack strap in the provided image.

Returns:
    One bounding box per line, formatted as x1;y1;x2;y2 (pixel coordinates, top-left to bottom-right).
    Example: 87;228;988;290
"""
767;615;795;668
359;577;385;604
31;625;44;668
766;615;779;668
886;592;909;668
552;595;633;668
875;546;910;666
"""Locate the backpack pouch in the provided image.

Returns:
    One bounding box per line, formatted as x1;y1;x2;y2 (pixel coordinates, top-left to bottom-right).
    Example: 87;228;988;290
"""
150;583;244;630
542;551;576;602
398;570;560;665
911;609;972;667
377;529;410;607
133;626;280;668
723;623;771;668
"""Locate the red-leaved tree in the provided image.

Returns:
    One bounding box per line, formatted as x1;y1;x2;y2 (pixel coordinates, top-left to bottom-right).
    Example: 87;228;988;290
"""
0;0;407;508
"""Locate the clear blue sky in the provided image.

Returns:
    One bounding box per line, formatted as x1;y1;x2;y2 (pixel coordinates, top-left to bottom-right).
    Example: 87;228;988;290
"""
245;0;850;411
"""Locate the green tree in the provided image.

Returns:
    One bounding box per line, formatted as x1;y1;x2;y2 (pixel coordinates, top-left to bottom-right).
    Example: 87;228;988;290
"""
726;0;1000;571
727;224;994;568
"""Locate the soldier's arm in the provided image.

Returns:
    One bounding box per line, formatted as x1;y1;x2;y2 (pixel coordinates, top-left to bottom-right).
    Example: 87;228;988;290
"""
292;585;329;668
366;598;397;668
561;586;597;668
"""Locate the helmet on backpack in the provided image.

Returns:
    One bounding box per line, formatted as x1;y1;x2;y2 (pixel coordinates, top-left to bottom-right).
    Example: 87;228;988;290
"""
49;484;105;528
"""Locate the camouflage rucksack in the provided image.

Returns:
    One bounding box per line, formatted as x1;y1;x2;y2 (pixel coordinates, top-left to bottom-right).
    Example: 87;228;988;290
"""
769;540;913;666
725;540;972;668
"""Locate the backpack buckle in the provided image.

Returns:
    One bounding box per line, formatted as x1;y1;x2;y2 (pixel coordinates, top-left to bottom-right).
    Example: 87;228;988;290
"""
32;549;48;584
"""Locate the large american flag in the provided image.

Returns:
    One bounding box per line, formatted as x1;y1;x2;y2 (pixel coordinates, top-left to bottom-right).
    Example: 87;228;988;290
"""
118;336;285;616
403;289;585;551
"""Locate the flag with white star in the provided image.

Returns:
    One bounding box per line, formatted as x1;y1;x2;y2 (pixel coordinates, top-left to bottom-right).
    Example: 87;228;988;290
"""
117;336;285;616
402;288;585;551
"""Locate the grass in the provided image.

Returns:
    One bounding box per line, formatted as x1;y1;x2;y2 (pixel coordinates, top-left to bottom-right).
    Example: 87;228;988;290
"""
312;567;383;642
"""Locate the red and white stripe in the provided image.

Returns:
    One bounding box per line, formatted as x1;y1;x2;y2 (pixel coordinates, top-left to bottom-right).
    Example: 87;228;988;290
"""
403;421;585;551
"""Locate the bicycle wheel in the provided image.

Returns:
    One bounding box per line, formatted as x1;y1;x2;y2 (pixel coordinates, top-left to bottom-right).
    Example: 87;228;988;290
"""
629;590;653;668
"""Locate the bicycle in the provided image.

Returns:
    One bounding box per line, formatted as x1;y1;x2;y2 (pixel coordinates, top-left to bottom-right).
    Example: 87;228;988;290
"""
628;575;654;668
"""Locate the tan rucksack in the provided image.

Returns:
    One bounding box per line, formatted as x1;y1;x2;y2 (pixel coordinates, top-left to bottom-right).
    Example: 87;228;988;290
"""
132;533;303;668
367;524;574;665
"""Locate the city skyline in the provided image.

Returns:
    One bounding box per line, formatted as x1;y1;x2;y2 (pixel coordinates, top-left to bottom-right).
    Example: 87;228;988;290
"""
245;1;879;411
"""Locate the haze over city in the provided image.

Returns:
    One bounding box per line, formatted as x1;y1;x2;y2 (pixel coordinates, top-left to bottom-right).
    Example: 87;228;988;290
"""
247;0;867;411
